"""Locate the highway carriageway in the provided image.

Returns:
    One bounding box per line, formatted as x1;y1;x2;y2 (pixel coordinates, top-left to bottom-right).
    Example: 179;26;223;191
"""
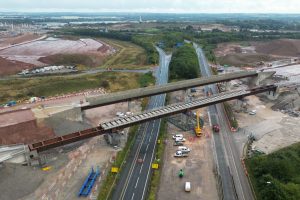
28;84;276;152
82;71;258;110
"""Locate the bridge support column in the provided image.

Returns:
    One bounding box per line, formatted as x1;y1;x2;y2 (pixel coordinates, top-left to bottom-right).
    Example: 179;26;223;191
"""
249;71;275;87
104;132;121;146
267;87;280;100
27;150;45;166
128;100;133;112
235;98;246;112
225;82;231;91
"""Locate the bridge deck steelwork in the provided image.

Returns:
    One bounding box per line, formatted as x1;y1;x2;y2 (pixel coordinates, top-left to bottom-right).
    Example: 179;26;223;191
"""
83;71;257;110
28;85;276;152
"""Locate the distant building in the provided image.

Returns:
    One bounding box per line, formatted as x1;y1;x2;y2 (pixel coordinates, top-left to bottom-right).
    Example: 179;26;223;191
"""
175;42;184;48
139;16;143;23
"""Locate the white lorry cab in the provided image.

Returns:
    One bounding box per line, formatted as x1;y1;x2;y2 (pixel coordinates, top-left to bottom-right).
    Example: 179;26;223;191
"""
178;146;191;153
185;182;191;192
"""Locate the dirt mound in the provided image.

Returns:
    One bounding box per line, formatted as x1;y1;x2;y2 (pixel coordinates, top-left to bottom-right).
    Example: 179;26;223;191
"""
218;53;275;67
254;39;300;57
38;54;96;67
0;109;54;145
0;33;40;48
214;43;242;57
0;57;34;75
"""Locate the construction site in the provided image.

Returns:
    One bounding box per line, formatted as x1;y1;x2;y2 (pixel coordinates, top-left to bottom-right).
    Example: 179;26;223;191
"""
214;39;300;155
0;11;300;200
0;85;144;200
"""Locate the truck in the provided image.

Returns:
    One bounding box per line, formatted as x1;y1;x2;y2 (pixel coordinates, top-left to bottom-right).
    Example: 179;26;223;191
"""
174;150;188;157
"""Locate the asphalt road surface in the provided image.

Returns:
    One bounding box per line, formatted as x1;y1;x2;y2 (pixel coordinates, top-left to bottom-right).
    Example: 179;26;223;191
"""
194;43;254;200
111;47;171;200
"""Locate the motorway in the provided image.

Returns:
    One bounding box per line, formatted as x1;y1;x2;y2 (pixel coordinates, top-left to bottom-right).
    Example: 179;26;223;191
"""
111;48;171;200
194;43;254;200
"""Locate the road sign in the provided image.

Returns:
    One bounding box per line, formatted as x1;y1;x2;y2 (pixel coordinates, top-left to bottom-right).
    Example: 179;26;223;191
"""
152;163;159;169
111;167;119;173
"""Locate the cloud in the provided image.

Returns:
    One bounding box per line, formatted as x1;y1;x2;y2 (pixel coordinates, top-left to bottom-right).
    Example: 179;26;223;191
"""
1;0;300;13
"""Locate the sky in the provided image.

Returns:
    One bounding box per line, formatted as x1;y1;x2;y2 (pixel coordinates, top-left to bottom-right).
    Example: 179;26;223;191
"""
1;0;300;13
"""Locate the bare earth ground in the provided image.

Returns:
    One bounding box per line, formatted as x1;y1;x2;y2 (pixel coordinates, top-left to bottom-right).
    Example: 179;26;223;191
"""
157;90;218;200
0;93;140;200
0;56;34;75
254;39;300;57
0;37;114;75
214;39;300;67
0;33;40;48
233;95;300;154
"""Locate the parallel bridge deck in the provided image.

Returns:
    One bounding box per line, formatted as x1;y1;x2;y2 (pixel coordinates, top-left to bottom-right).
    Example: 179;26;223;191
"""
28;85;276;152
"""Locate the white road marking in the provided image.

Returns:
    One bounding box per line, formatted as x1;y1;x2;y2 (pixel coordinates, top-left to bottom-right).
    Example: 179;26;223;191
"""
139;164;143;174
135;177;140;188
146;144;149;151
131;193;135;200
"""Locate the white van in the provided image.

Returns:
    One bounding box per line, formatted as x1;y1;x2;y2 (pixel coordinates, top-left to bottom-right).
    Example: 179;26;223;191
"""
178;146;191;153
185;182;191;192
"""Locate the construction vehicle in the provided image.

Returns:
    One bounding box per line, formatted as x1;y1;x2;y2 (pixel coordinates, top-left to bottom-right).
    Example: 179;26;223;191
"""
178;169;184;178
194;111;202;137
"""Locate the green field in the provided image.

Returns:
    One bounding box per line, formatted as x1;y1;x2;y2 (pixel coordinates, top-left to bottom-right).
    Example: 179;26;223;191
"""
0;72;154;104
95;38;149;69
246;142;300;200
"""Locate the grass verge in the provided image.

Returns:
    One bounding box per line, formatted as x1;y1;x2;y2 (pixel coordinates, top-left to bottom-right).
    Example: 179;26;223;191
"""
0;72;145;104
223;102;238;129
147;119;168;200
98;38;149;69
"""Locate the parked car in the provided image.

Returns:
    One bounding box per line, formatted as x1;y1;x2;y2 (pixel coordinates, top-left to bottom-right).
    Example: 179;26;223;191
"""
178;146;191;153
173;141;184;146
175;137;186;142
248;110;256;115
174;150;188;157
172;134;183;140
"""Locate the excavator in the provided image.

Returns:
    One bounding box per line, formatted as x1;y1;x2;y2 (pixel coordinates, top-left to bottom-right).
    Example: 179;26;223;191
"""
194;111;202;137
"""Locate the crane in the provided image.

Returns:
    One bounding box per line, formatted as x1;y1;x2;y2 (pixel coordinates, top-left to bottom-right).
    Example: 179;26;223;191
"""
194;111;202;137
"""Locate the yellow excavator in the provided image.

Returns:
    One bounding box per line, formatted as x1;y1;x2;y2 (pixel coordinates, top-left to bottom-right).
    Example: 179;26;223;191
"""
194;111;202;137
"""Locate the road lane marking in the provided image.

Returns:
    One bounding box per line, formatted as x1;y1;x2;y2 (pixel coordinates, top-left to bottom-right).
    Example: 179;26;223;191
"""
131;193;135;200
135;177;140;188
120;123;150;200
146;144;149;151
139;164;143;174
141;119;162;200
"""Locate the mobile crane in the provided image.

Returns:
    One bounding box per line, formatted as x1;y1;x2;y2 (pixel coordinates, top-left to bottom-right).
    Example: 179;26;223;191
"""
194;111;202;137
